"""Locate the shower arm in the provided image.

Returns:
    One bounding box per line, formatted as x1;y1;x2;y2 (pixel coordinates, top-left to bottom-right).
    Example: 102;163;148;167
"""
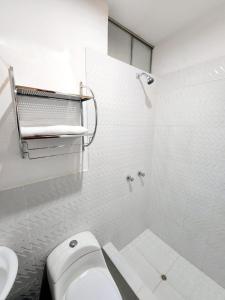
136;72;154;85
137;72;149;79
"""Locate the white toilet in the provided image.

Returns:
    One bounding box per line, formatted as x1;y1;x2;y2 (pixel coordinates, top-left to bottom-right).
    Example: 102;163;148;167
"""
47;232;122;300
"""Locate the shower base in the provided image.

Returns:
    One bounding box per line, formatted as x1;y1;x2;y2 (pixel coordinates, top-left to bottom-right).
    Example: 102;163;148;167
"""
104;230;225;300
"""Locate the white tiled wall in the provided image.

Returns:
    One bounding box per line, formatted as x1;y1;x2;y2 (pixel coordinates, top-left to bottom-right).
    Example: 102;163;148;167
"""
0;50;154;299
0;0;108;190
147;54;225;288
149;4;225;288
153;3;225;75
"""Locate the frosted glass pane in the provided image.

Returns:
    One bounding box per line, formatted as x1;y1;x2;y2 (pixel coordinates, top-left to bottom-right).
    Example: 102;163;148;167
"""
132;38;151;72
108;22;131;64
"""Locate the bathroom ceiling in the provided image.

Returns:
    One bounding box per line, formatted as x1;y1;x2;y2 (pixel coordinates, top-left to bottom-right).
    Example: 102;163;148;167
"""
107;0;225;44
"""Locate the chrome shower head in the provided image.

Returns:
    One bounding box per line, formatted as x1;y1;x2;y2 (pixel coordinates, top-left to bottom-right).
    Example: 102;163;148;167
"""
137;72;154;85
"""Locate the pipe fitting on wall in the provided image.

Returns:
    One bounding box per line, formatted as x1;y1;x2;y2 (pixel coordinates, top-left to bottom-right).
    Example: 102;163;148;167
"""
138;171;145;177
126;175;134;182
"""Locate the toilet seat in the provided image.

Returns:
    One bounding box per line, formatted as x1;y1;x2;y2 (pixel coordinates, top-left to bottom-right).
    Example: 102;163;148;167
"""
65;267;122;300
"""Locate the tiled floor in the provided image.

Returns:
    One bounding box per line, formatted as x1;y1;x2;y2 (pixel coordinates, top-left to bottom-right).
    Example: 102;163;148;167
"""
120;230;225;300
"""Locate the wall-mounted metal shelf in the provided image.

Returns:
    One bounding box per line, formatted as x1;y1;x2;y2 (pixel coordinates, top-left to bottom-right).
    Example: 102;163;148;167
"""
9;67;98;160
22;132;92;140
15;85;93;102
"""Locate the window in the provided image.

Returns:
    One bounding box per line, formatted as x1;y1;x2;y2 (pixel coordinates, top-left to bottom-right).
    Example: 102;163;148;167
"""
108;19;153;72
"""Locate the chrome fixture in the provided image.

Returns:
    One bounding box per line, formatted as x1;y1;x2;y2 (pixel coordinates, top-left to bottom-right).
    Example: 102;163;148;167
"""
126;175;134;182
138;171;145;177
80;82;98;148
9;66;98;159
69;240;78;248
136;72;154;85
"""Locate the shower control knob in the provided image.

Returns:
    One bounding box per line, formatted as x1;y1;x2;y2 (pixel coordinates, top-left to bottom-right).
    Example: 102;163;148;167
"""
127;175;134;182
69;240;78;248
138;171;145;177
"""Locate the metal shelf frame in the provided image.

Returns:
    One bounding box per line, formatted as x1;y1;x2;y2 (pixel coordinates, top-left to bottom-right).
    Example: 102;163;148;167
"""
8;66;98;159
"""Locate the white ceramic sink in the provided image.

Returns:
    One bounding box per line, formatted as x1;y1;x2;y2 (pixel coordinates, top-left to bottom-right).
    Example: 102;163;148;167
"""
0;247;18;300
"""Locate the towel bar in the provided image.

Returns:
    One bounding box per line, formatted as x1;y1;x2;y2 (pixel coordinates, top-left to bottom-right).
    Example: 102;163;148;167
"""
9;66;98;159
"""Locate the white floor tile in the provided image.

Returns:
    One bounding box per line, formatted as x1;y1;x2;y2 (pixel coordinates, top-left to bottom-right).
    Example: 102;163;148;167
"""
167;256;200;299
134;229;178;274
137;286;157;300
190;269;225;300
154;282;185;300
121;244;161;291
168;255;225;299
107;230;225;300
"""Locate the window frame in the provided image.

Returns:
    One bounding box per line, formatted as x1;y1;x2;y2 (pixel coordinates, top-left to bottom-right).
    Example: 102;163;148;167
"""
108;18;154;72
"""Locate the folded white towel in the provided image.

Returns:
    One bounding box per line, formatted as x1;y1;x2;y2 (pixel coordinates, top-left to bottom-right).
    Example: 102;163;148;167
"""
21;125;88;138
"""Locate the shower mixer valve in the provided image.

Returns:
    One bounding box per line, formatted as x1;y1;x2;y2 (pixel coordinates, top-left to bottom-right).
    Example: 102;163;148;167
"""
126;175;134;182
138;171;145;177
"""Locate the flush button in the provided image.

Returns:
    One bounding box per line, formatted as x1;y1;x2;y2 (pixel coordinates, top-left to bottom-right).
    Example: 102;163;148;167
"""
69;240;78;248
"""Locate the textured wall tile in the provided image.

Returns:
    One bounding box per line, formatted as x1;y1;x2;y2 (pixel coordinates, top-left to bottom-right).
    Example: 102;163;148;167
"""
147;55;225;289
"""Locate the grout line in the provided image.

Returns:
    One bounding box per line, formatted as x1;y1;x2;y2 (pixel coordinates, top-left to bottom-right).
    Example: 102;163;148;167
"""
134;243;162;275
152;280;162;293
125;231;181;295
165;255;180;274
135;236;179;275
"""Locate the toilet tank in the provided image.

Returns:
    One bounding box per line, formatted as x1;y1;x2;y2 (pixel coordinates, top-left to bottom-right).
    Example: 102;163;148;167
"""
47;231;101;284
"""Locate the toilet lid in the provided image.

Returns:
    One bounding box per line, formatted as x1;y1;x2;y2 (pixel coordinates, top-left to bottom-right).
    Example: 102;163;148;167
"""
65;268;122;300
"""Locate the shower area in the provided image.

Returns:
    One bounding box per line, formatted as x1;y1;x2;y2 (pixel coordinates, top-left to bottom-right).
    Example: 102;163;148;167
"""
86;48;225;299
